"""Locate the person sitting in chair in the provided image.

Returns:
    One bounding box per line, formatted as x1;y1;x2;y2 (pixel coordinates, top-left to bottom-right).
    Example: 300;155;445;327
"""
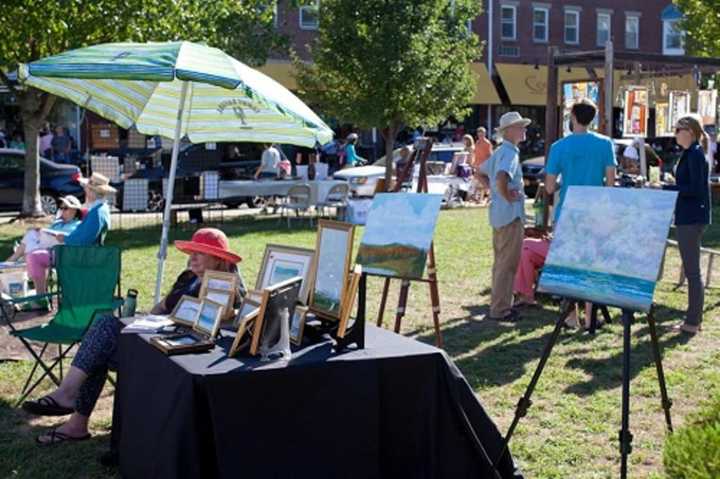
23;228;247;448
6;195;83;263
25;172;115;297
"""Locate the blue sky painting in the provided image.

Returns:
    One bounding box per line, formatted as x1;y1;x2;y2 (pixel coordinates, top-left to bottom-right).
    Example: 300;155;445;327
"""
537;186;677;312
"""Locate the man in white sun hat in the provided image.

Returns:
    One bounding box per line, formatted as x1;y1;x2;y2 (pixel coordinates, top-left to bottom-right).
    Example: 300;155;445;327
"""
479;111;530;322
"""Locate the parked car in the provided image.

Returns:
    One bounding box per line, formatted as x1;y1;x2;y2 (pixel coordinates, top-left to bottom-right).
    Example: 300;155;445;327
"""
0;148;84;215
333;143;465;196
521;156;545;197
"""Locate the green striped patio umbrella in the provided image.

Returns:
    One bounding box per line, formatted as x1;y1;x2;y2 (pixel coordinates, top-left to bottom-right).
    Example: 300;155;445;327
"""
19;41;334;302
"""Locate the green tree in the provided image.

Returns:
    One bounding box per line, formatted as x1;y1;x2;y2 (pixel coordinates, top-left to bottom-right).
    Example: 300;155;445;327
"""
0;0;283;217
293;0;481;188
675;0;720;56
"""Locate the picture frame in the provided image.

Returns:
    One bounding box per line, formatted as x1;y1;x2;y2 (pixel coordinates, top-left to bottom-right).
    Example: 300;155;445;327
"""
256;244;316;304
289;305;309;345
251;277;303;356
698;89;718;126
193;299;225;338
655;102;670;137
229;315;257;357
150;332;215;356
169;295;202;328
309;220;355;320
232;296;261;329
669;90;691;131
200;270;238;319
337;266;362;338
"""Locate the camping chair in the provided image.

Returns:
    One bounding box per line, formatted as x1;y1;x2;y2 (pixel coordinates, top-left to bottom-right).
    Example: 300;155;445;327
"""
280;184;313;227
3;245;122;406
316;183;350;219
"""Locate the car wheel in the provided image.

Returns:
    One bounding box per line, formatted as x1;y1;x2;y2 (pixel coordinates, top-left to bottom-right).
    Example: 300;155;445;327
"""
251;196;266;209
148;191;164;212
41;194;58;215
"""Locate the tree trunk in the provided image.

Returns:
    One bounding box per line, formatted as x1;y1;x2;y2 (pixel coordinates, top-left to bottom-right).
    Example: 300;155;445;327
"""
18;89;56;217
382;125;398;192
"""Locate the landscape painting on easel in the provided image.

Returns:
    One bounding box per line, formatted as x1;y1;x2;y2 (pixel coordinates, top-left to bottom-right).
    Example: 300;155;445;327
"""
537;187;677;312
356;193;442;279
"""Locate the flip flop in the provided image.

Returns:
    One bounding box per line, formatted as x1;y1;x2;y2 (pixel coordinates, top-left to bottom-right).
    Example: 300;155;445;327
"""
36;429;91;446
23;396;74;416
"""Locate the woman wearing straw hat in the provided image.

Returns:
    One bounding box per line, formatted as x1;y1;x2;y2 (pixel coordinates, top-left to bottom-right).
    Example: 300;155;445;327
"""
24;228;247;450
6;195;83;263
25;172;116;297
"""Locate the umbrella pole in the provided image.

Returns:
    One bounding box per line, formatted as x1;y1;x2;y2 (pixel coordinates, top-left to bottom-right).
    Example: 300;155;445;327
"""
154;81;190;303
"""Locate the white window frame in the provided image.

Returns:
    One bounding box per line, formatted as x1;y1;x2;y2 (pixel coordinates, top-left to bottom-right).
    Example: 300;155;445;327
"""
625;14;639;49
663;19;685;55
501;4;517;41
564;8;580;45
299;0;319;30
596;11;612;47
532;6;550;43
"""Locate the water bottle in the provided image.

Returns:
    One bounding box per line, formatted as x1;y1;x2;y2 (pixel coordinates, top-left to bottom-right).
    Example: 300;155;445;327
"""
122;289;138;317
533;192;545;229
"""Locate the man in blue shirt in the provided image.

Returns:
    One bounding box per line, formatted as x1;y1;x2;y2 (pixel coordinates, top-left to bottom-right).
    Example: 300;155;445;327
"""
544;98;616;328
545;98;616;222
480;111;530;322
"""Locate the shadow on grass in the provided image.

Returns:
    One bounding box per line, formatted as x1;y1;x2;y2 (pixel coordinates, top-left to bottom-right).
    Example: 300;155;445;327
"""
564;303;691;396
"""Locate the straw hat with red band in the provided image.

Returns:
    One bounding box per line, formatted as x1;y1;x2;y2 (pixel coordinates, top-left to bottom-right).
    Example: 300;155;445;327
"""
175;228;242;264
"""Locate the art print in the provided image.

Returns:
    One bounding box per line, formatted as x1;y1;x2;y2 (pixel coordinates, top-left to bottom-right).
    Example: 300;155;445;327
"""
623;86;648;138
256;245;315;304
193;299;224;337
309;221;354;319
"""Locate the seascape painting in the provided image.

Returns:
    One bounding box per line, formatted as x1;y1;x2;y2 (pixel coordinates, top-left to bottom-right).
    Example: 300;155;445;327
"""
311;223;353;318
356;193;442;279
537;186;677;312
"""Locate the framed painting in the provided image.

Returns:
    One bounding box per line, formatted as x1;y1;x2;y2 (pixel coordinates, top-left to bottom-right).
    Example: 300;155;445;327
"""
250;277;303;356
289;305;309;346
537;186;677;313
256;244;316;304
169;295;202;328
309;220;355;320
622;86;648;138
193;299;225;338
698;89;718;126
337;266;362;338
655;102;670;137
356;193;442;280
669;91;691;130
232;296;261;329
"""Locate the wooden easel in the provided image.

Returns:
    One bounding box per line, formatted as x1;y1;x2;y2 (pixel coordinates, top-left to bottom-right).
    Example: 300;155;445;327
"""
375;138;444;347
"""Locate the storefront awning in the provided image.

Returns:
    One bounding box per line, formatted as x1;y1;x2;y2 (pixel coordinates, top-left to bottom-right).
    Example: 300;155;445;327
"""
470;63;501;105
496;63;698;107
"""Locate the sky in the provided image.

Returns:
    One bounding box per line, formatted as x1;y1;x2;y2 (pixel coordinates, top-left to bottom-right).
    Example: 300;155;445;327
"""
360;193;443;250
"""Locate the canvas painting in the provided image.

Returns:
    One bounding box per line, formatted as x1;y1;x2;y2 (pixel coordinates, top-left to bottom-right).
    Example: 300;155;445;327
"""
698;89;718;126
669;91;691;130
655;102;670;137
623;87;649;137
356;193;442;279
562;81;601;137
537;186;678;312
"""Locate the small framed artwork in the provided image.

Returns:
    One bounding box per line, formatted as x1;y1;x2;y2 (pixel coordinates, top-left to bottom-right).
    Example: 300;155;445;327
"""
622;86;648;138
229;315;257;357
290;305;309;345
169;295;202;327
193;299;225;338
256;244;316;304
233;296;261;329
150;332;214;355
309;220;355;320
250;277;303;356
200;271;238;318
337;266;362;338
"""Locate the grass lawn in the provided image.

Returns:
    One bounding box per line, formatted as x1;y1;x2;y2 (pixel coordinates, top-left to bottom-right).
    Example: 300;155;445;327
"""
1;208;719;478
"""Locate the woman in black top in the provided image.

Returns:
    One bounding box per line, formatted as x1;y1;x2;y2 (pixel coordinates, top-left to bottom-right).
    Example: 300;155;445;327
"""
24;228;246;445
664;115;711;334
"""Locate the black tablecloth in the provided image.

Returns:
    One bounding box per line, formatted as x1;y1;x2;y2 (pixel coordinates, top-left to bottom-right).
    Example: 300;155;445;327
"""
112;325;522;479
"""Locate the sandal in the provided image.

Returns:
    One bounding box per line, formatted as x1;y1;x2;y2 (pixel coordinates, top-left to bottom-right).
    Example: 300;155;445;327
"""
23;396;74;416
492;310;522;322
36;429;91;446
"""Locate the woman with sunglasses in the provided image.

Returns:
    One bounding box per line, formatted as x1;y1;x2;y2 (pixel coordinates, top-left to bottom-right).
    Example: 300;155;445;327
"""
664;114;711;334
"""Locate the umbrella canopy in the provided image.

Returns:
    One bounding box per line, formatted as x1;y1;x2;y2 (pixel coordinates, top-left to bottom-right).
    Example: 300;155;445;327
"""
19;41;333;147
19;41;334;302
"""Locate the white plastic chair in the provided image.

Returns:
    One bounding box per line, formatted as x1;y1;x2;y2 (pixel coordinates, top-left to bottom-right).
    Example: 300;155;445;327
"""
316;183;350;219
280;184;312;227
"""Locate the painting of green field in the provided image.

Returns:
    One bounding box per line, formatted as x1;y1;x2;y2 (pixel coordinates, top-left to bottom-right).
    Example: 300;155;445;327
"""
356;193;442;279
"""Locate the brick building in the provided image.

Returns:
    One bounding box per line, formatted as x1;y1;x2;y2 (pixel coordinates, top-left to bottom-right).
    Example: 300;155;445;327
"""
261;1;688;134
